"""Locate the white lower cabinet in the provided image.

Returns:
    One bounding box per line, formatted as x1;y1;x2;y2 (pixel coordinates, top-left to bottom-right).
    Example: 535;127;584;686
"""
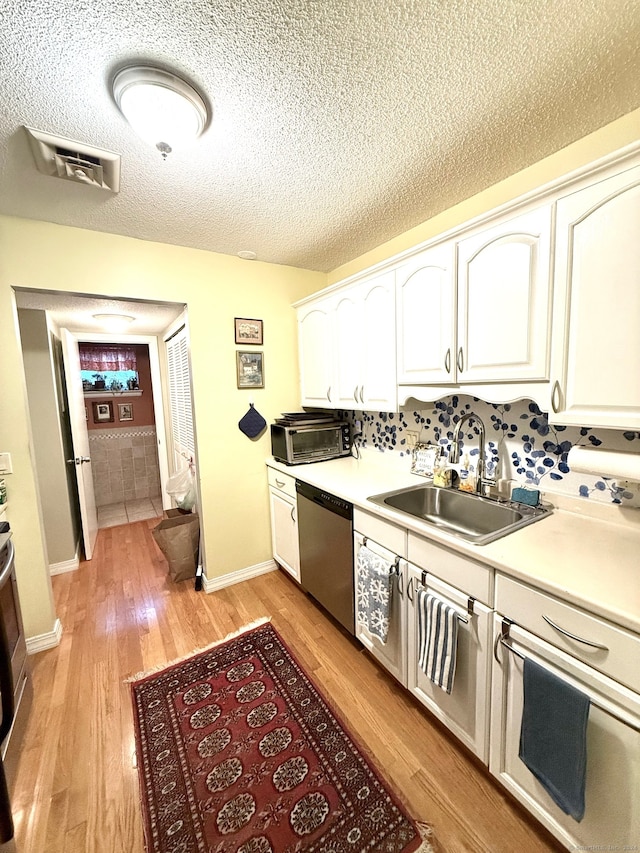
406;564;493;763
490;577;640;849
354;532;407;686
267;468;300;582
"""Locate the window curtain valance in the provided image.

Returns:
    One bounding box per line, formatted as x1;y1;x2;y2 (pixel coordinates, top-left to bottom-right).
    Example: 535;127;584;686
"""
79;345;137;372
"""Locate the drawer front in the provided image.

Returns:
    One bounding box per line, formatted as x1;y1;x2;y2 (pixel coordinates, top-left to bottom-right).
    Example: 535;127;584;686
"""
407;533;492;605
267;467;297;499
496;574;640;693
354;508;407;557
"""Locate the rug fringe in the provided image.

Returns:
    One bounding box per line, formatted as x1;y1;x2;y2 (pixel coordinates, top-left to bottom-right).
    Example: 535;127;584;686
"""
414;820;437;853
125;617;271;683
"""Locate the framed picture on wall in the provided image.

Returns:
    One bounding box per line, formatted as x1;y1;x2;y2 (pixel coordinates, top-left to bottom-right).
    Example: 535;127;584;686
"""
118;403;134;422
92;401;114;423
234;317;263;345
236;351;264;388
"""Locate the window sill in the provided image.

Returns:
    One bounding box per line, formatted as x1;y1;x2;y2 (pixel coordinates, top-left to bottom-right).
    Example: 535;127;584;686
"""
83;390;143;398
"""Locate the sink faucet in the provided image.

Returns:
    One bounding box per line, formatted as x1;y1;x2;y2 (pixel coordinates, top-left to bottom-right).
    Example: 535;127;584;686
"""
449;412;496;496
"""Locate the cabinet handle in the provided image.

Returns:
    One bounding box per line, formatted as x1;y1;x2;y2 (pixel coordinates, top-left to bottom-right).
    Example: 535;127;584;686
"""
457;347;464;372
275;478;285;488
290;506;296;523
397;569;404;598
327;386;332;402
407;576;414;602
354;386;359;402
551;380;562;414
444;348;451;374
359;385;365;404
542;614;609;650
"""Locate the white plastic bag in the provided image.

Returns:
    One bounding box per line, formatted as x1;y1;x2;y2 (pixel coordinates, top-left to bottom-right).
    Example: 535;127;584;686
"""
166;466;196;511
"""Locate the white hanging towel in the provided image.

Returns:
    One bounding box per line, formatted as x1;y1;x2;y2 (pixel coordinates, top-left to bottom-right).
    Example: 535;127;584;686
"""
356;544;394;644
417;588;459;694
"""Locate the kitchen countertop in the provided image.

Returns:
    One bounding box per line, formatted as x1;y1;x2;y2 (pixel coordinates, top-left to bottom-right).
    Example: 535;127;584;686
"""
267;451;640;635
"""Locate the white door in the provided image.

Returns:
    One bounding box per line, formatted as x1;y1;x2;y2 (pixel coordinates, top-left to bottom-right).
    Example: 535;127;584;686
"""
457;206;552;382
406;565;492;763
332;289;362;408
360;271;398;411
61;328;98;560
396;242;456;385
549;161;640;429
297;299;335;407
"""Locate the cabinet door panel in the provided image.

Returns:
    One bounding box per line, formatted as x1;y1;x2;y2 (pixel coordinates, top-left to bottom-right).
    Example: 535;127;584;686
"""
490;618;640;849
298;300;334;407
407;565;492;762
396;243;455;385
551;163;640;428
333;290;362;408
354;533;406;685
457;206;552;382
360;271;397;411
269;489;300;581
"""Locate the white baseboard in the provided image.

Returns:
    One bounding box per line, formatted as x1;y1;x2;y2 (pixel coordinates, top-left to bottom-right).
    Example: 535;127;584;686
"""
49;555;79;576
26;618;63;655
203;560;277;593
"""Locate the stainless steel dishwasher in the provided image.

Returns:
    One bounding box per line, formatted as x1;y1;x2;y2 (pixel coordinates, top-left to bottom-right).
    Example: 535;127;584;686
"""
295;481;354;635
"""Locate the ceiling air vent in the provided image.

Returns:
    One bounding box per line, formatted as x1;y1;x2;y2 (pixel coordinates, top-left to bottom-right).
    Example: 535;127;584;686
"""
24;127;121;193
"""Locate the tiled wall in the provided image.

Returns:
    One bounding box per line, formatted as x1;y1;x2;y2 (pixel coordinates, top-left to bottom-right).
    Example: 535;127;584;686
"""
340;396;640;506
89;426;162;507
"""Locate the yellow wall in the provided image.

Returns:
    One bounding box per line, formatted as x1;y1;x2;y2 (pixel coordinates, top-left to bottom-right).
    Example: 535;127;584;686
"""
0;219;323;640
328;108;640;284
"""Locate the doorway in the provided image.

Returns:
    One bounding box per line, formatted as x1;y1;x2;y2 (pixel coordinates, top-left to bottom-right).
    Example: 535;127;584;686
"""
14;289;186;568
79;341;164;529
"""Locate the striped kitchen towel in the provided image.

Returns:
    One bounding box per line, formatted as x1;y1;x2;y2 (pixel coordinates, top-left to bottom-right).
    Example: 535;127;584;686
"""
417;588;459;694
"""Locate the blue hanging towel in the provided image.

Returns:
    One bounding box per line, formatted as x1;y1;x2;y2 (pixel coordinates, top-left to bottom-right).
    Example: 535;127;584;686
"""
238;403;267;439
519;657;590;822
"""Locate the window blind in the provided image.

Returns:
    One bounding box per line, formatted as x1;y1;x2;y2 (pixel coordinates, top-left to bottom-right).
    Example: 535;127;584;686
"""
165;326;194;464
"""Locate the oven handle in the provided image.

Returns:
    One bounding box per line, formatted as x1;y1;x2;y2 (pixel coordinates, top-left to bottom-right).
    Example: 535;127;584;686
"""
0;538;16;743
0;539;14;588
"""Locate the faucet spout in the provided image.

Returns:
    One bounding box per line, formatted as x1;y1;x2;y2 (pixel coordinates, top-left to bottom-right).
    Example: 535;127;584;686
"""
449;412;489;493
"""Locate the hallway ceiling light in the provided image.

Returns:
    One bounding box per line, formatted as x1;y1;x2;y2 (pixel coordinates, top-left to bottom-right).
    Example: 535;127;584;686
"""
93;313;135;332
112;66;209;160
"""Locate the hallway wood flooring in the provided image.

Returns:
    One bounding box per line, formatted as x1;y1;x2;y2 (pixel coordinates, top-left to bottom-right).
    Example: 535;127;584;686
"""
11;519;562;852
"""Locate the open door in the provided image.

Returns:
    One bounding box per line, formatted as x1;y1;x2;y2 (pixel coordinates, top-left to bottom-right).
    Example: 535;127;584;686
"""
61;328;98;559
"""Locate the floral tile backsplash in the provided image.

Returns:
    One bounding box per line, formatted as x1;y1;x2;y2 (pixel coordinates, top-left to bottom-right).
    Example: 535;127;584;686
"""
339;396;640;506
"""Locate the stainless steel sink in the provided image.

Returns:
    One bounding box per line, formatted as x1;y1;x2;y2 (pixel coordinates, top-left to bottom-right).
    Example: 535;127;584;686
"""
367;484;551;545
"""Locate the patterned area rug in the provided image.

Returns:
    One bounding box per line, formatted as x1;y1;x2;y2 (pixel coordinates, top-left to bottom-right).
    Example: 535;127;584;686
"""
130;621;435;853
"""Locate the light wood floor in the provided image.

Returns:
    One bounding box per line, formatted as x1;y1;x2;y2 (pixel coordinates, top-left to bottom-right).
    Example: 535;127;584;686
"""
11;519;563;853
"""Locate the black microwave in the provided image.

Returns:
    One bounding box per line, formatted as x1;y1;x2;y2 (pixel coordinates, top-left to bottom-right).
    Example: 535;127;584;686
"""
270;422;351;464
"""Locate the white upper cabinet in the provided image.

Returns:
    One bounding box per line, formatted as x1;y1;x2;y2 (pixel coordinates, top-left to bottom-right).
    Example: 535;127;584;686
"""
549;158;640;429
456;206;552;383
396;241;456;385
298;269;397;411
298;297;334;407
358;271;397;411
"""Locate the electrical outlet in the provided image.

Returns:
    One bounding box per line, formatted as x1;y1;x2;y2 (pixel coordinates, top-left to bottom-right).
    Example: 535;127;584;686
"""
0;453;12;474
405;431;419;448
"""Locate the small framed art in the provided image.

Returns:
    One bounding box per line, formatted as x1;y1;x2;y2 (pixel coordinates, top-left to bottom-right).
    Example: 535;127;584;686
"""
236;351;264;388
92;401;114;423
118;402;134;422
234;317;263;345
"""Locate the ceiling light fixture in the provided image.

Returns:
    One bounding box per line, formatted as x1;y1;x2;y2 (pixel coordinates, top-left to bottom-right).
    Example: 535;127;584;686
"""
112;66;208;160
93;313;135;332
237;250;257;260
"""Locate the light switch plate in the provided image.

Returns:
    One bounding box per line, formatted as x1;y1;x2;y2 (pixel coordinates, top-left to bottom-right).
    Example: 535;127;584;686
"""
0;453;12;474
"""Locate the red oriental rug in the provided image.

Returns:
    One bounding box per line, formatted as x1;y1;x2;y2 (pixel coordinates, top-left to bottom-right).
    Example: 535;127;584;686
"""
130;621;435;853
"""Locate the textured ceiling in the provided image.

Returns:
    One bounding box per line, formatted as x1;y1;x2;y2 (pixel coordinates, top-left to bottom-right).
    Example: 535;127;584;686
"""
1;0;639;273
